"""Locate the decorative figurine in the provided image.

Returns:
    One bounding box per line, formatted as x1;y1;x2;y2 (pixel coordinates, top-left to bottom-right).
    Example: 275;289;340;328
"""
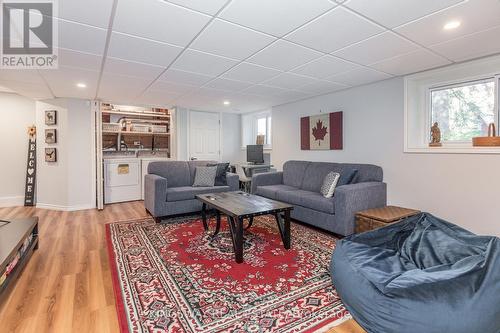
429;122;442;147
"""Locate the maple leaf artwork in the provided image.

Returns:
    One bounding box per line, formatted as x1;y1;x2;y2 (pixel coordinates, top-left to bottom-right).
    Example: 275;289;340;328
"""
312;120;328;145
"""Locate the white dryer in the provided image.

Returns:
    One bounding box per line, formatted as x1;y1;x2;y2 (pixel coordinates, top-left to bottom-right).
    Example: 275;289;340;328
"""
104;158;141;204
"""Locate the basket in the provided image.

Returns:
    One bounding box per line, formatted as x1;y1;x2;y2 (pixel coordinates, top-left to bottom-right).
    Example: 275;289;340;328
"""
131;124;150;133
472;123;500;147
102;123;121;132
150;125;167;133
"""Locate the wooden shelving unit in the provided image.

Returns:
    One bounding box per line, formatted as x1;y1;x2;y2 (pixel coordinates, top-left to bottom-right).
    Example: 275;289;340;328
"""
103;131;170;136
102;110;170;119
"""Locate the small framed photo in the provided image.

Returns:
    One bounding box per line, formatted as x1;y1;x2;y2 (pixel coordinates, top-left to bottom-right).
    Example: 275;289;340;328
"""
45;110;57;125
45;129;57;144
45;148;57;162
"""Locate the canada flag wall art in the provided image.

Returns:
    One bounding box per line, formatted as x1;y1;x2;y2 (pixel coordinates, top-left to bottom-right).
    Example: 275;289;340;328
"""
301;111;343;150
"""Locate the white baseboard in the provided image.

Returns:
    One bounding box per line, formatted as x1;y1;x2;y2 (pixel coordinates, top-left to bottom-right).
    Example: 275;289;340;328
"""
36;203;96;211
0;196;24;207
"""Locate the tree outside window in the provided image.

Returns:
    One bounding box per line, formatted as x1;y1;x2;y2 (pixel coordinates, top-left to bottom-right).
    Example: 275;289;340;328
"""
431;80;495;142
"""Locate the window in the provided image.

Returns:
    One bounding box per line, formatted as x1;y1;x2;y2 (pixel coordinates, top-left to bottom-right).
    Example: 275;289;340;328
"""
405;55;500;154
241;111;272;148
430;79;496;142
256;114;271;146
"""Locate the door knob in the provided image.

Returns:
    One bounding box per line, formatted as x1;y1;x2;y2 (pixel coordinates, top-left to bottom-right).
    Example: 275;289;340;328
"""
190;157;197;160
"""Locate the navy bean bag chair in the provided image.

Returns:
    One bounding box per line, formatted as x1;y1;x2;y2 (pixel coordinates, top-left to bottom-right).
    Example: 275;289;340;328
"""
330;212;500;333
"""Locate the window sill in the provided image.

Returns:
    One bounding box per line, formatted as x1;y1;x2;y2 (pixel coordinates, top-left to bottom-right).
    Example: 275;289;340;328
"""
241;146;272;151
404;145;500;154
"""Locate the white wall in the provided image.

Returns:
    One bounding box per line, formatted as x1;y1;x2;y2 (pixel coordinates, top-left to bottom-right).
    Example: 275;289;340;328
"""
272;77;500;236
36;98;95;210
0;93;36;207
221;112;241;163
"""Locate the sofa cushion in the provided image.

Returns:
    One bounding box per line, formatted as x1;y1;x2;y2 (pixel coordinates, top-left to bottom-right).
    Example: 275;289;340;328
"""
277;190;335;214
283;161;310;188
148;161;190;187
207;162;229;186
338;163;382;183
192;166;217;187
337;169;358;187
254;184;297;200
167;185;229;202
188;160;217;184
301;162;341;192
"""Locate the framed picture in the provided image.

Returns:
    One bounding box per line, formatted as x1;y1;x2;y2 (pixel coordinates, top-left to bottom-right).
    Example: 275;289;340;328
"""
301;111;343;150
45;148;57;162
45;129;57;144
45;110;57;125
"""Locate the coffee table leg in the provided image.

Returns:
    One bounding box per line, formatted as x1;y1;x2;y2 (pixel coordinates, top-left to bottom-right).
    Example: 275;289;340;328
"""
235;217;244;263
275;211;291;249
201;203;208;231
213;210;221;236
245;216;253;230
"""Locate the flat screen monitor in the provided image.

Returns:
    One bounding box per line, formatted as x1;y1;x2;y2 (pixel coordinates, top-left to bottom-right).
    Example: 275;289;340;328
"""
247;145;264;164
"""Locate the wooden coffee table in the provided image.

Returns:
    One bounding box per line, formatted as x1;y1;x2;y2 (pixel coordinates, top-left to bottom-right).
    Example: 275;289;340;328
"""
196;191;294;263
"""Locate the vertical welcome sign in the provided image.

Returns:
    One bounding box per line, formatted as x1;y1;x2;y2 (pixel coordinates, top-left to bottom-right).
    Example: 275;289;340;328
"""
25;126;37;206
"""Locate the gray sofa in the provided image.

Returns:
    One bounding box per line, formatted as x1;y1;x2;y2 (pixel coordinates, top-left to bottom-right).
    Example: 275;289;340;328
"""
144;160;239;222
251;160;386;236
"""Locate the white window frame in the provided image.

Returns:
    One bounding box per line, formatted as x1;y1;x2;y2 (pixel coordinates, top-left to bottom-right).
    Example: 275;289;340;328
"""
404;54;500;154
241;110;272;149
426;77;498;145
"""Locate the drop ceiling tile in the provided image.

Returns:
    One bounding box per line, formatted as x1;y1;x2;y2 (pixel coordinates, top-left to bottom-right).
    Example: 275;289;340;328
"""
103;58;165;79
166;0;228;15
40;66;99;99
395;0;500;46
149;81;198;95
272;89;313;103
58;19;107;55
298;80;347;94
242;84;290;96
0;80;53;99
0;69;45;84
430;25;500;62
222;62;282;83
57;48;102;71
286;7;384;53
263;73;319;90
247;40;323;71
57;0;114;29
158;68;213;86
136;89;177;108
113;0;211;46
327;67;392;86
344;0;465;28
219;0;336;37
370;49;451;75
204;78;253;92
190;19;276;60
108;32;183;67
291;55;362;78
333;32;418;65
172;49;239;76
98;73;151;101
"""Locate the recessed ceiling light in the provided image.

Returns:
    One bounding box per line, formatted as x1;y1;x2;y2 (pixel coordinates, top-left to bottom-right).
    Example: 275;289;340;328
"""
443;20;461;30
223;101;230;106
76;83;87;88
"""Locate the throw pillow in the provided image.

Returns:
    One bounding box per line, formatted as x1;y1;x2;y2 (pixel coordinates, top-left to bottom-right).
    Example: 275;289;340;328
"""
207;162;229;186
192;166;217;187
320;172;340;198
337;169;358;187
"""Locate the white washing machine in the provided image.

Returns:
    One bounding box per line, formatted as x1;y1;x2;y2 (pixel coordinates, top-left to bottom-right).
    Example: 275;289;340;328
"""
104;158;141;204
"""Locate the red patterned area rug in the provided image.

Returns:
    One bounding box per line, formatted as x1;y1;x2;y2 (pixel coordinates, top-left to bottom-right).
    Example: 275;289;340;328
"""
106;215;349;333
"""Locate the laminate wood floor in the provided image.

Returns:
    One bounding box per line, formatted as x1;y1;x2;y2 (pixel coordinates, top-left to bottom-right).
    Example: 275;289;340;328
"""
0;202;366;333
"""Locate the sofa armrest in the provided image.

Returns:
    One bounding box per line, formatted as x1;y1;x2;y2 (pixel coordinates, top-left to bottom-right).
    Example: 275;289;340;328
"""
226;172;239;191
144;174;167;217
335;182;387;235
251;171;283;194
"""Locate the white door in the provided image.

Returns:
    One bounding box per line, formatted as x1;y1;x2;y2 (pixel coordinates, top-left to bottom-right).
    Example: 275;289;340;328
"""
189;111;220;161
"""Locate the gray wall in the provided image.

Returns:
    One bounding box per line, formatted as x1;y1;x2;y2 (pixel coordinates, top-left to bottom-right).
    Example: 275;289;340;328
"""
272;77;500;236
